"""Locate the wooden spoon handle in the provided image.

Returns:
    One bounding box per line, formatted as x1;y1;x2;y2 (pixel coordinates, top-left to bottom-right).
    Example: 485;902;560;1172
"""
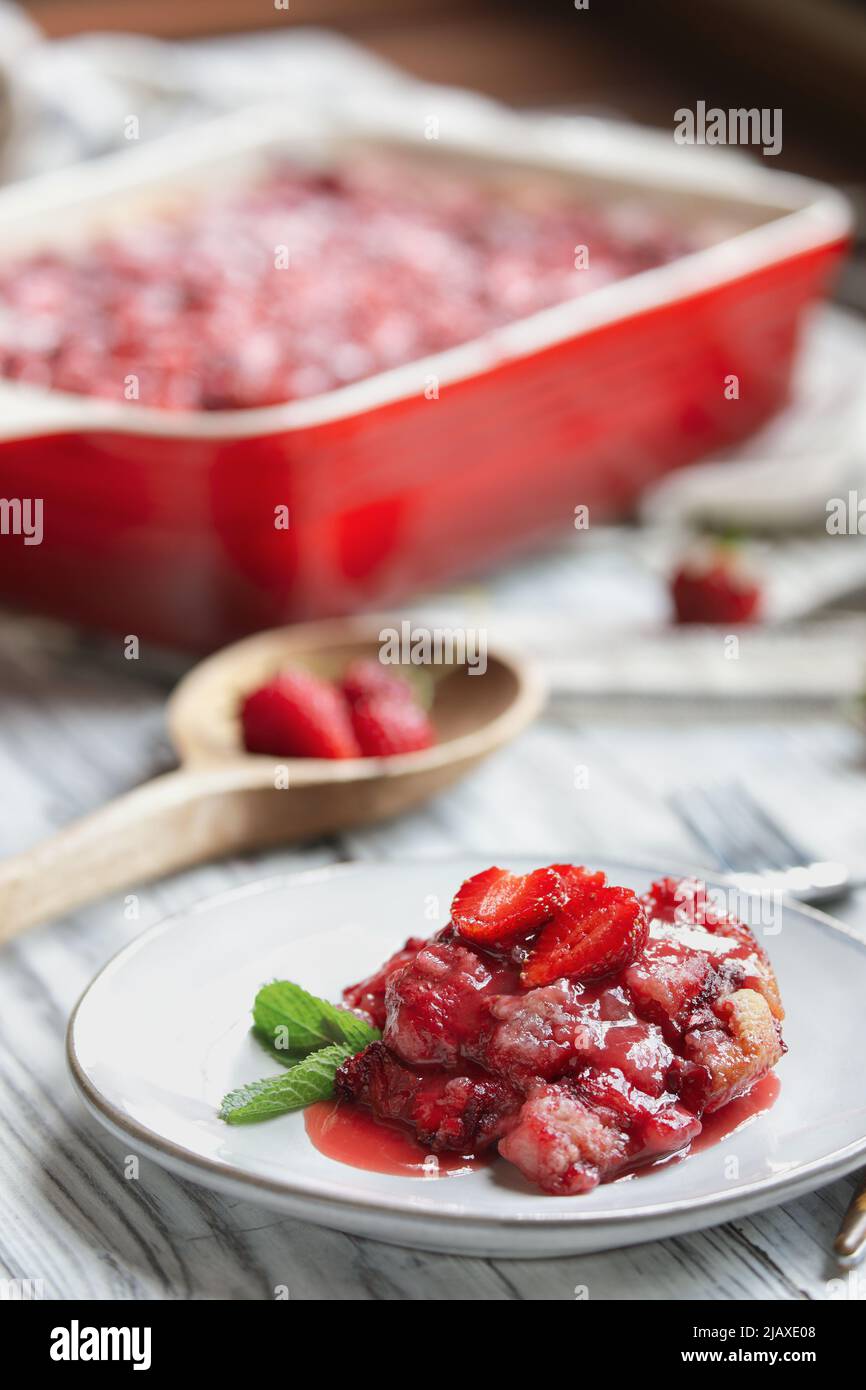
0;764;269;943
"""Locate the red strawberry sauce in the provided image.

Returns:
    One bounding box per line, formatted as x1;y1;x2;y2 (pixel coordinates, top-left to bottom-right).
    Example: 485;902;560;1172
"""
305;1075;780;1181
322;871;785;1193
683;1072;780;1157
304;1100;487;1178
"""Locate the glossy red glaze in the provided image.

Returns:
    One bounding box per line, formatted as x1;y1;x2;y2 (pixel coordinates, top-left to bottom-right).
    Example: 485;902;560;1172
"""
0;241;846;650
620;1072;782;1181
338;867;786;1193
304;1099;487;1177
306;1075;780;1181
686;1070;781;1155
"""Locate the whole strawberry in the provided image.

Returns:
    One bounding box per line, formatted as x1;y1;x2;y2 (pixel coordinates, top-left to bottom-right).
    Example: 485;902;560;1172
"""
341;657;416;707
671;541;761;625
350;693;436;757
241;669;360;759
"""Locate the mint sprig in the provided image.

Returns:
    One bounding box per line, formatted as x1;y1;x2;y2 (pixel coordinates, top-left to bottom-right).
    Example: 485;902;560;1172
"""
219;979;380;1125
252;980;379;1059
252;1028;309;1070
220;1043;356;1124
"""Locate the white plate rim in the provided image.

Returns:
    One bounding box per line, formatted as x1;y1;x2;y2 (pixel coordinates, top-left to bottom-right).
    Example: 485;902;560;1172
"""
67;858;866;1235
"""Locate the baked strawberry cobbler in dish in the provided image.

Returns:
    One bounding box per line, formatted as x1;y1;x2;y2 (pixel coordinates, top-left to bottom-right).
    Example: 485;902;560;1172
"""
0;163;696;410
336;865;785;1195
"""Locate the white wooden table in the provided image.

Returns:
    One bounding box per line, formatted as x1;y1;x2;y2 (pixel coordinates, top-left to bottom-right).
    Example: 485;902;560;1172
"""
1;608;864;1302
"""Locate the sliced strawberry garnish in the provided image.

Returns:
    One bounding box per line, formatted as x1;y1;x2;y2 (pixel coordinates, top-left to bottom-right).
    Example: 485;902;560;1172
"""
350;693;436;757
451;866;565;944
549;864;606;899
521;877;648;986
241;669;361;759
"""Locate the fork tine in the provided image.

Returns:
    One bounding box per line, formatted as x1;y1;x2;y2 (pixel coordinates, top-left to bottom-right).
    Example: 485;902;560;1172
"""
670;782;804;874
671;782;850;905
693;781;787;872
668;787;737;870
692;784;769;870
729;780;809;870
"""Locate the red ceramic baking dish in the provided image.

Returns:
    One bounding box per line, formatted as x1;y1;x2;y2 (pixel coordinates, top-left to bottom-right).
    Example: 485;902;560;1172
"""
0;102;850;650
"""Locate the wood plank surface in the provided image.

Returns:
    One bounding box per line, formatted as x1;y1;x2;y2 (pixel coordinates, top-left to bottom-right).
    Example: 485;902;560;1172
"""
0;613;862;1300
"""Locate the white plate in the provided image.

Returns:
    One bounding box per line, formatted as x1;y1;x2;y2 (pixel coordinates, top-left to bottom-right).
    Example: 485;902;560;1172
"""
68;858;866;1258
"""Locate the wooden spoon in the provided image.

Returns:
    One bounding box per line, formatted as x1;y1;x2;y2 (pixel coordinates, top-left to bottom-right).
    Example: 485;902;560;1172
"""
0;618;542;942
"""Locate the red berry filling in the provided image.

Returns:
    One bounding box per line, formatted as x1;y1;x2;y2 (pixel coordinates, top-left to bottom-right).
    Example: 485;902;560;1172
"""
0;164;694;411
342;937;427;1029
335;865;785;1195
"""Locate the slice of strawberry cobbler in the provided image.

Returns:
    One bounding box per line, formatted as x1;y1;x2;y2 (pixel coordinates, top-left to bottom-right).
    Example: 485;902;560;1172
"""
336;866;785;1195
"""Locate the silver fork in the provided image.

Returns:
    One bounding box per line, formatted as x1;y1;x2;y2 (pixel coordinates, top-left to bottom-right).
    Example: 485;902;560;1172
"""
667;780;850;906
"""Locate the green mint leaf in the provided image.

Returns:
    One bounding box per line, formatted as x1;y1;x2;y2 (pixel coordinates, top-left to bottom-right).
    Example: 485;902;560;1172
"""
252;980;379;1058
251;1026;309;1069
219;1043;355;1124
